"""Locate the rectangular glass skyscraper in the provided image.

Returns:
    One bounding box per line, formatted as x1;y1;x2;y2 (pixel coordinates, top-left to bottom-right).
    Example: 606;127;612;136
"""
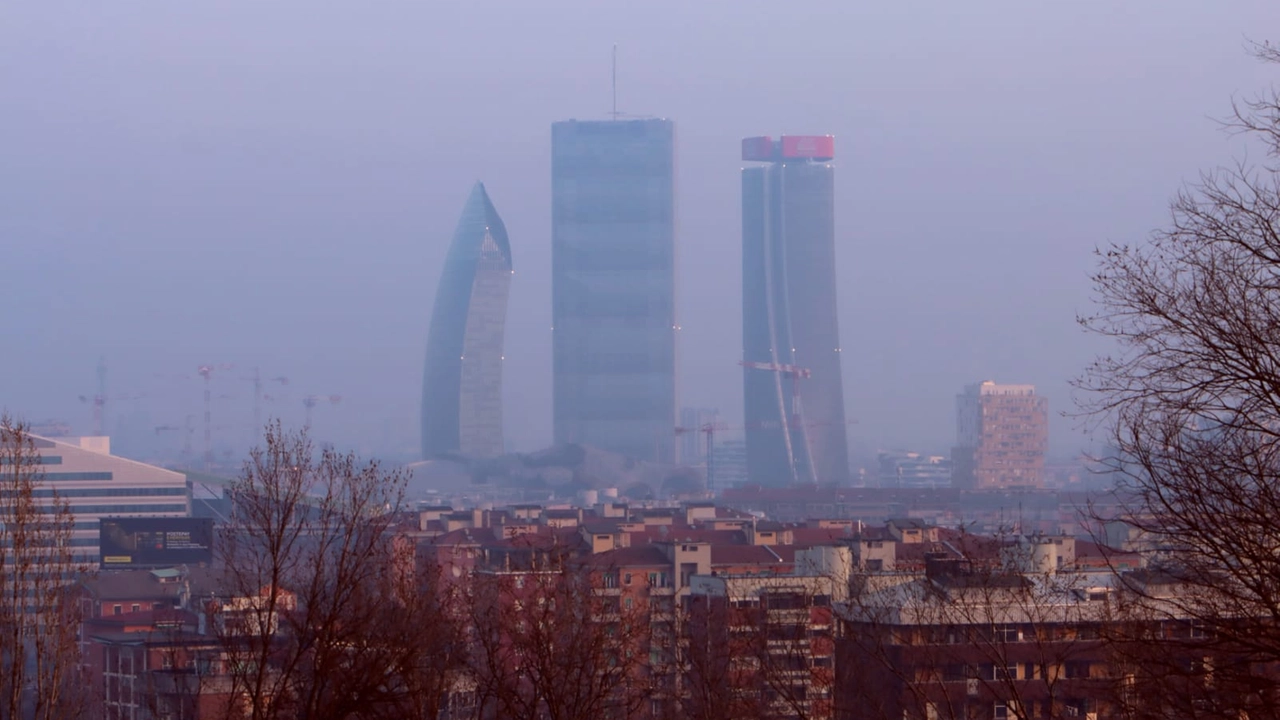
552;119;676;463
742;135;850;486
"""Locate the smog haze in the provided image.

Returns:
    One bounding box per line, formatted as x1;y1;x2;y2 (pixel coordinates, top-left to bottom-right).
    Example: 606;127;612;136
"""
3;1;1276;462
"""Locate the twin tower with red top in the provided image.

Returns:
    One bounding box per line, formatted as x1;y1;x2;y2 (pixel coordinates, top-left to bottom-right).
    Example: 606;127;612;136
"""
740;132;849;488
741;135;835;163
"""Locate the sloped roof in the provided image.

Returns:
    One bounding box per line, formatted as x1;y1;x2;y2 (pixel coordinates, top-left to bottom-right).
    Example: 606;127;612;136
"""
81;570;176;601
587;545;670;568
711;545;784;567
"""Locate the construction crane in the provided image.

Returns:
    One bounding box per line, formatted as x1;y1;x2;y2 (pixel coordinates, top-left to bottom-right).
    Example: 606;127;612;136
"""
302;394;342;429
155;415;195;464
196;363;234;471
740;360;816;485
242;368;289;435
675;421;731;493
78;356;144;436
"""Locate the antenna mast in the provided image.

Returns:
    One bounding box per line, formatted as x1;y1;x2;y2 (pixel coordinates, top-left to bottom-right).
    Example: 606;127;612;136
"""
611;44;618;120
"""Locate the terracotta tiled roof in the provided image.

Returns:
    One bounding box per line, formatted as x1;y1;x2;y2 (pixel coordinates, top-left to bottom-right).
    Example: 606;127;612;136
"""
81;570;180;601
711;545;784;566
789;527;852;547
628;527;749;546
587;545;670;568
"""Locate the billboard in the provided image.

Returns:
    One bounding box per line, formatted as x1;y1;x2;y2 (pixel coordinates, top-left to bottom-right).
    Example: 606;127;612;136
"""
99;517;214;567
780;135;835;161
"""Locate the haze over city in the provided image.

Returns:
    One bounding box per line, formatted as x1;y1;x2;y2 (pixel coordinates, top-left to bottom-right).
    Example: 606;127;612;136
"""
5;1;1278;463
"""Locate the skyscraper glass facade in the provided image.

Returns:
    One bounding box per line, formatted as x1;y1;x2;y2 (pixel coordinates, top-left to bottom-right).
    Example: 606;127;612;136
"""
742;136;850;486
551;119;676;463
421;182;512;459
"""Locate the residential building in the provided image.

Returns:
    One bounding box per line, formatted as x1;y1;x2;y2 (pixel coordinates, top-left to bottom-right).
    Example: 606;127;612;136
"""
551;118;677;463
741;135;850;486
80;567;235;720
29;435;190;563
686;558;848;720
952;381;1049;490
422;181;513;459
829;517;1181;720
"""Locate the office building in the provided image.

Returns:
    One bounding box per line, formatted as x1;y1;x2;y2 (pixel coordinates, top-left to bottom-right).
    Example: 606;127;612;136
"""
422;182;513;459
741;135;850;486
551;119;676;463
951;381;1048;490
876;450;951;489
28;436;190;563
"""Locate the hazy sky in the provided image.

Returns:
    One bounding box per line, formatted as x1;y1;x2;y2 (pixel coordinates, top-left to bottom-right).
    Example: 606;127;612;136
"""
3;1;1278;464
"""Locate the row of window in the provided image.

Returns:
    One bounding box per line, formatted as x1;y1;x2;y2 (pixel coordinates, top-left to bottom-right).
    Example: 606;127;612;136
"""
33;486;187;498
0;471;113;481
61;503;187;514
0;455;62;465
602;571;674;588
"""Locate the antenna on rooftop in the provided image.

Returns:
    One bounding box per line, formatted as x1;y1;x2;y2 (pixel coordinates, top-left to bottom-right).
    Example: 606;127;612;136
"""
611;44;618;120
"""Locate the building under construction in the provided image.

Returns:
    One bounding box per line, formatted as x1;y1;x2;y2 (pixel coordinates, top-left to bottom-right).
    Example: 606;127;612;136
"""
741;135;850;486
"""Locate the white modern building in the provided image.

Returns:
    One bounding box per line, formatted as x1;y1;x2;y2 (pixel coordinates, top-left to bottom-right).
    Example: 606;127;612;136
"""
28;435;190;563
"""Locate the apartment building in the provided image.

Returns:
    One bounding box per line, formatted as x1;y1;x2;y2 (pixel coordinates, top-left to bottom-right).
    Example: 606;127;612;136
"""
952;382;1049;490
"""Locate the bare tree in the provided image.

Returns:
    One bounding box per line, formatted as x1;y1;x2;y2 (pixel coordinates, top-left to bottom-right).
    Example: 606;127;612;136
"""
374;558;474;720
677;594;770;720
215;422;407;720
465;559;654;720
0;415;86;720
1077;41;1280;720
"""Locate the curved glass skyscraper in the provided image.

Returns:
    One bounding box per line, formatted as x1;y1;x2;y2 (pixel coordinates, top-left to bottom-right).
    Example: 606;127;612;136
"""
422;182;512;459
742;136;850;486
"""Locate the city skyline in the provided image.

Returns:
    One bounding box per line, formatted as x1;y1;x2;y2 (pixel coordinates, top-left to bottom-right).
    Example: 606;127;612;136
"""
7;4;1280;719
4;2;1276;463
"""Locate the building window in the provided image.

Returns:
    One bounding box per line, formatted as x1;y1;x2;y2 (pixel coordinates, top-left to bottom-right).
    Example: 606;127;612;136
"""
993;702;1009;720
113;604;122;616
993;624;1021;642
987;663;1018;681
131;604;140;613
623;572;632;585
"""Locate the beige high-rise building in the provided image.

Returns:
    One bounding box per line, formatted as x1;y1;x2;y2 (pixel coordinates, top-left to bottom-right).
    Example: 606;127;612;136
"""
951;381;1048;490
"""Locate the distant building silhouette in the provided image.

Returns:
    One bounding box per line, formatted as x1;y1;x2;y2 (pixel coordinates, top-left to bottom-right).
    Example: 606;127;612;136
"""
709;438;747;494
421;182;512;459
551;118;676;463
951;381;1048;489
876;450;951;489
741;135;850;486
678;406;720;465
